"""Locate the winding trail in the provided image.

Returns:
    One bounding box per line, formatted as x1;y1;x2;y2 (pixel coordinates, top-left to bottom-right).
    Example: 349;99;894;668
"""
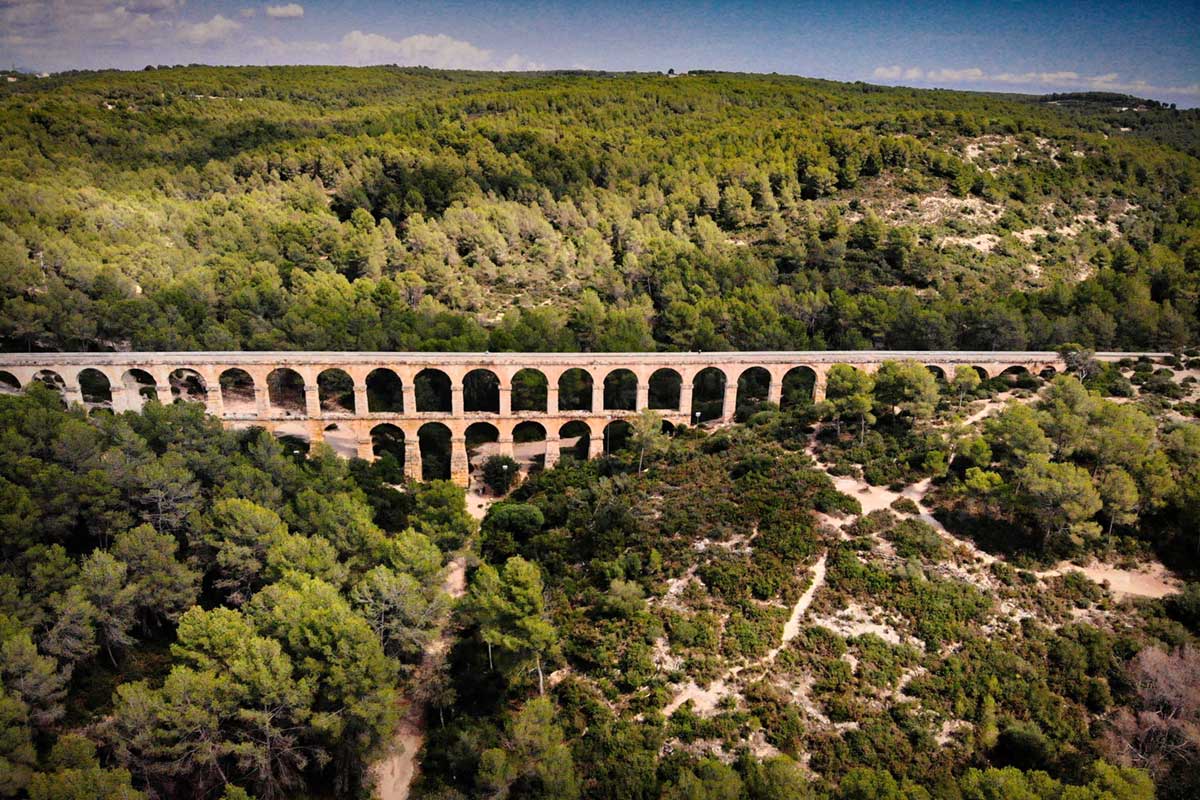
662;553;827;717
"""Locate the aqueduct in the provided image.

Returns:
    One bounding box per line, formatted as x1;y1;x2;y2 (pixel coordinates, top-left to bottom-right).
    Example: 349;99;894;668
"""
0;351;1154;485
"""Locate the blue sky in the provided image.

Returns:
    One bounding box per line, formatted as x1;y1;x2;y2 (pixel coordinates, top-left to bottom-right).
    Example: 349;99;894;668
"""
3;1;1198;105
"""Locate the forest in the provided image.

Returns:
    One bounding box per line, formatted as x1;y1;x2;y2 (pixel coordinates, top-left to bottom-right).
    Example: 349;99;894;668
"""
1;66;1199;800
0;67;1198;354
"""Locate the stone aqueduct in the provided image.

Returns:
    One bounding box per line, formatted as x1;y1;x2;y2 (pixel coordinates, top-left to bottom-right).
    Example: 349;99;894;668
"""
0;350;1147;485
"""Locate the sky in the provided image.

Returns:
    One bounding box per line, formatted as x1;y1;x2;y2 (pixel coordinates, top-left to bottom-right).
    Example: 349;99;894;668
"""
3;1;1198;106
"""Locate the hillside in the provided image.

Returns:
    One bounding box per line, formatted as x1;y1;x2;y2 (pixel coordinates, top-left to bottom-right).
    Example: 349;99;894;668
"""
1;67;1198;353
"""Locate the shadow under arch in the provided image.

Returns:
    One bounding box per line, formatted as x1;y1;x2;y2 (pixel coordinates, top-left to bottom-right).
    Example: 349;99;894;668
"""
558;420;591;461
691;367;726;423
415;369;452;413
648;368;682;410
781;366;816;408
603;368;637;411
418;422;452;481
318;368;356;414
511;368;548;412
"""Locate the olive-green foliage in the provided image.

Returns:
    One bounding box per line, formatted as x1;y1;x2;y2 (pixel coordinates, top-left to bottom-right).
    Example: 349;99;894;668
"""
0;388;455;799
2;68;1198;356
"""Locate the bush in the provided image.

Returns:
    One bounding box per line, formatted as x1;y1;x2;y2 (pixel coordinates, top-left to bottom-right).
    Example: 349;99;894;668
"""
481;454;520;494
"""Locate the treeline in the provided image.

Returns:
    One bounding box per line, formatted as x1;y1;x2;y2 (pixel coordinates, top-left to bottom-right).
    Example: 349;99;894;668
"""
0;386;474;798
1;68;1198;353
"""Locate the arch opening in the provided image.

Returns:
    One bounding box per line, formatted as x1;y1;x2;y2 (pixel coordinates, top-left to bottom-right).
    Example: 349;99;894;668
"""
415;369;452;413
781;366;816;408
558;368;593;412
691;367;726;423
220;369;256;412
559;421;591;462
418;422;452;481
0;371;19;394
465;422;500;477
603;420;634;455
735;366;771;421
32;370;66;401
123;369;158;406
267;368;306;416
318;369;355;414
366;368;404;414
511;369;548;412
513;421;547;472
926;365;947;384
648;368;682;410
603;369;638;411
370;423;406;475
463;369;500;413
78;368;112;407
275;434;310;459
169;369;207;404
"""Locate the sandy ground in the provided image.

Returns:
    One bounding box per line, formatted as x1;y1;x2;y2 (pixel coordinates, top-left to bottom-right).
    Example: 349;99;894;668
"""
372;557;468;800
1039;560;1181;599
662;553;827;717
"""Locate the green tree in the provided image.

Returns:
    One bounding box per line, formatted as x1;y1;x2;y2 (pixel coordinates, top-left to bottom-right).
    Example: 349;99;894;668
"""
951;365;982;407
826;364;876;441
482;455;520;495
873;360;939;421
478;696;579;800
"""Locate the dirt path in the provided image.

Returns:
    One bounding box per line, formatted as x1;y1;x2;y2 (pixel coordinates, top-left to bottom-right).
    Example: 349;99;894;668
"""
769;554;827;661
372;556;468;800
662;553;827;717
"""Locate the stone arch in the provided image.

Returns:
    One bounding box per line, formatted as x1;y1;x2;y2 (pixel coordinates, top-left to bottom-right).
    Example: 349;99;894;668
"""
781;366;816;408
123;369;158;406
168;369;206;404
998;365;1037;389
415;368;452;413
648;368;682;410
318;368;355;414
735;366;771;420
511;368;548;412
220;368;256;412
418;422;452;481
465;421;500;475
366;368;404;413
370;423;406;470
558;368;593;412
463;369;500;413
925;365;947;383
77;368;112;407
603;419;633;455
32;369;66;396
661;419;677;435
691;366;726;423
1038;365;1058;380
267;368;306;415
513;421;547;471
603;368;638;411
0;370;20;394
559;420;591;461
969;365;991;381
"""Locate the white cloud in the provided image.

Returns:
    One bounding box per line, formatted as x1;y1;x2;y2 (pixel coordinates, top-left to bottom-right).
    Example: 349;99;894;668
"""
240;8;258;18
339;30;494;69
265;3;304;19
871;63;1200;98
177;14;241;46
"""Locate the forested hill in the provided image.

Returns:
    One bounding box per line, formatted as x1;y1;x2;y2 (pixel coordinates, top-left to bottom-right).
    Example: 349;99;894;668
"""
1;66;1198;353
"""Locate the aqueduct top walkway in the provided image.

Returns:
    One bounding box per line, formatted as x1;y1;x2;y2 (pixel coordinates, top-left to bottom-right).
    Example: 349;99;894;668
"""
0;351;1161;485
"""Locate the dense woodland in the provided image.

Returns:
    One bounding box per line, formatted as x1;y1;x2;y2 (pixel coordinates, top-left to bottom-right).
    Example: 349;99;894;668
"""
0;68;1198;353
2;67;1200;800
